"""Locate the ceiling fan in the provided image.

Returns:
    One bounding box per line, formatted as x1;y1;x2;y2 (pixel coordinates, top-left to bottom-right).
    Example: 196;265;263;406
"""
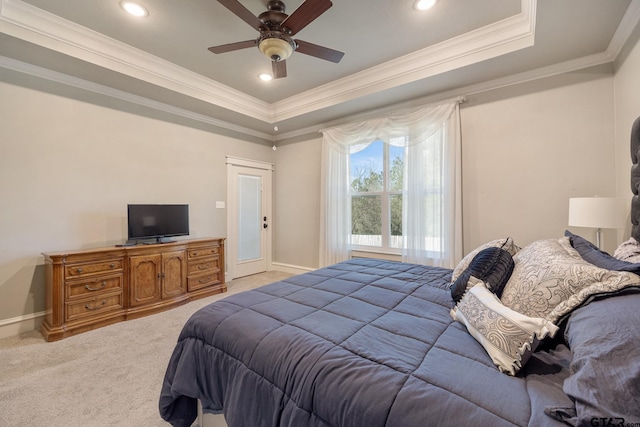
208;0;345;79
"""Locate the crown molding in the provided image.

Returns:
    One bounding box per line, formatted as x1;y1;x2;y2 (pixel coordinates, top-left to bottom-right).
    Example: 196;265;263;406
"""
607;0;640;59
277;51;615;142
265;0;640;141
275;0;537;121
2;0;638;142
0;0;271;121
0;55;273;140
0;0;536;124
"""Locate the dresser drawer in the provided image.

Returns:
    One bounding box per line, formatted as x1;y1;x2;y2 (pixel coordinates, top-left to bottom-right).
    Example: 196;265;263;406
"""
66;274;123;300
187;258;220;275
65;292;124;322
65;259;124;278
187;271;221;292
187;246;219;259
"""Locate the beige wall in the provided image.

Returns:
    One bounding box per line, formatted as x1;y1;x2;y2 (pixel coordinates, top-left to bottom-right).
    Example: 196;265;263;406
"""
273;65;619;269
0;70;275;325
2;29;639;330
462;65;616;253
273;137;322;269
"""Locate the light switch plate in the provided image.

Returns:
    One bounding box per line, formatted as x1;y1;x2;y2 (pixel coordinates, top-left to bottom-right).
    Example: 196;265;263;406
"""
216;201;226;209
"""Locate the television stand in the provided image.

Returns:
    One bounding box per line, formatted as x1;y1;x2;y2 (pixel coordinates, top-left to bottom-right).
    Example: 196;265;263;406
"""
41;237;226;341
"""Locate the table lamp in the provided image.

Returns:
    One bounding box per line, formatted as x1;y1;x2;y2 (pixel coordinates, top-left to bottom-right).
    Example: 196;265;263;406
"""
568;197;627;249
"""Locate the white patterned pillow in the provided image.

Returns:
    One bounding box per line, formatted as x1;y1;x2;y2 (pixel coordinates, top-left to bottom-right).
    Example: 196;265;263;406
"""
451;238;520;283
501;237;640;323
451;283;558;376
614;237;640;263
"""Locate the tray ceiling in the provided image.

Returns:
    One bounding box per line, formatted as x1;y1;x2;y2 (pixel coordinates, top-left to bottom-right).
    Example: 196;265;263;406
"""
0;0;637;141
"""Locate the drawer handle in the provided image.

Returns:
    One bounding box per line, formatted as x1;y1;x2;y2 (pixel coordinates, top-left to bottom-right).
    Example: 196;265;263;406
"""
85;281;106;291
192;251;198;256
110;263;115;268
197;264;211;270
199;276;212;284
76;268;83;273
84;300;106;310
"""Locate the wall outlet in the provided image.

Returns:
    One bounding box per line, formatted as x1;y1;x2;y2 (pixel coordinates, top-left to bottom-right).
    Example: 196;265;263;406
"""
216;201;226;209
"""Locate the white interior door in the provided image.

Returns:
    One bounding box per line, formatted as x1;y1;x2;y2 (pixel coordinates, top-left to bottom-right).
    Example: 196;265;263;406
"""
227;157;273;279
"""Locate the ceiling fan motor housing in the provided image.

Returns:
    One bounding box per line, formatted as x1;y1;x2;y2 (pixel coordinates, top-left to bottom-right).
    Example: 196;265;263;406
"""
259;0;288;29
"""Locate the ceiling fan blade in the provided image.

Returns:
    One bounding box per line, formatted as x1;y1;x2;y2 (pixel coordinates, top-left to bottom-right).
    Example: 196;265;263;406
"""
208;40;257;54
281;0;333;36
272;60;287;79
295;39;344;63
216;0;263;30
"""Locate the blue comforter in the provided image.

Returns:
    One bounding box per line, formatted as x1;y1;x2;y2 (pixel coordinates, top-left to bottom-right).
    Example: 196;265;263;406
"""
159;259;568;427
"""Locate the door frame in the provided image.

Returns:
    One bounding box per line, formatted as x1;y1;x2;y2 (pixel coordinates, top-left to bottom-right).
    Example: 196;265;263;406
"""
226;156;273;280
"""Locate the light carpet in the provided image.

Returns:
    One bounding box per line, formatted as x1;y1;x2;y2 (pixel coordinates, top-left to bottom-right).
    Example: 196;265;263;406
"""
0;270;293;427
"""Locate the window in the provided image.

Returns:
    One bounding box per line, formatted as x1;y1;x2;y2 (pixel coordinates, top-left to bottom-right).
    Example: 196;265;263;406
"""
350;139;405;252
320;100;461;268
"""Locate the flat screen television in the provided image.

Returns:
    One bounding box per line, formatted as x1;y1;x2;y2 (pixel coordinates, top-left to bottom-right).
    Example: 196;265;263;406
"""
127;204;189;244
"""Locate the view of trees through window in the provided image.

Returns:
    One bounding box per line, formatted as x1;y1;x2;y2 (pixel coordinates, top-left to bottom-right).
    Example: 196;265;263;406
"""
350;139;404;250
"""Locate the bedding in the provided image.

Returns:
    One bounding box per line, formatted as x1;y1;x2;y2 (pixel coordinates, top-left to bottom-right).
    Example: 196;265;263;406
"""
614;236;640;263
160;258;573;427
450;237;520;283
546;292;640;425
500;237;640;324
451;282;558;375
450;244;514;302
161;116;640;427
566;230;640;274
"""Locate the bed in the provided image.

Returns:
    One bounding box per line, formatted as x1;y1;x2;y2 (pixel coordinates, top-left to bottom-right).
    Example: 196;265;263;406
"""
159;116;640;427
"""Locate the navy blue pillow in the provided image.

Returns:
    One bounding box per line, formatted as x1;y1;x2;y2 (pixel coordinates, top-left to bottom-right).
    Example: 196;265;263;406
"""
564;230;640;274
450;246;514;302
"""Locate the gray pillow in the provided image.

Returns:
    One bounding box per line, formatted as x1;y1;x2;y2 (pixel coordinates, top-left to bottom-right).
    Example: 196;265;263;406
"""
546;293;640;425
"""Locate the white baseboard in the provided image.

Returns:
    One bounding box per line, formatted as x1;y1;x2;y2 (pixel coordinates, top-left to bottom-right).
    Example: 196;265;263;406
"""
270;262;316;275
0;311;45;340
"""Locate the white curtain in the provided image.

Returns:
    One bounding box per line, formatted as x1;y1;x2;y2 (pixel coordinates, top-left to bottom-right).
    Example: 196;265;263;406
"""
320;100;462;268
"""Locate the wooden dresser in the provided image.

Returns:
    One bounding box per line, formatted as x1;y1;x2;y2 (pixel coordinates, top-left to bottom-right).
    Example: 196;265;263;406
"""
41;237;225;341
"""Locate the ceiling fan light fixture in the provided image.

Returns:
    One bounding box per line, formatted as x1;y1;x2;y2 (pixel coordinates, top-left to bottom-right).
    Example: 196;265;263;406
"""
259;73;273;81
258;34;295;61
120;1;148;17
414;0;437;11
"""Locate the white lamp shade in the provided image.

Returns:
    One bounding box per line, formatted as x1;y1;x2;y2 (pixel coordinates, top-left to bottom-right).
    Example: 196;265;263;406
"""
568;197;627;229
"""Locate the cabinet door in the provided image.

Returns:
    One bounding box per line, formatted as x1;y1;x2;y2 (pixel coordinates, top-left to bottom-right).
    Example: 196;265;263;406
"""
161;250;186;299
129;254;162;307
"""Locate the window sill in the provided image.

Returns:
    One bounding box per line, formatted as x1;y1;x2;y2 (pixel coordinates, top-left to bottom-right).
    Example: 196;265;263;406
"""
351;249;402;262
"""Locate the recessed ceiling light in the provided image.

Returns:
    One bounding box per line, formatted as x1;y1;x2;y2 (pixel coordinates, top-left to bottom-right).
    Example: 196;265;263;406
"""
120;1;148;17
259;73;273;82
414;0;437;11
